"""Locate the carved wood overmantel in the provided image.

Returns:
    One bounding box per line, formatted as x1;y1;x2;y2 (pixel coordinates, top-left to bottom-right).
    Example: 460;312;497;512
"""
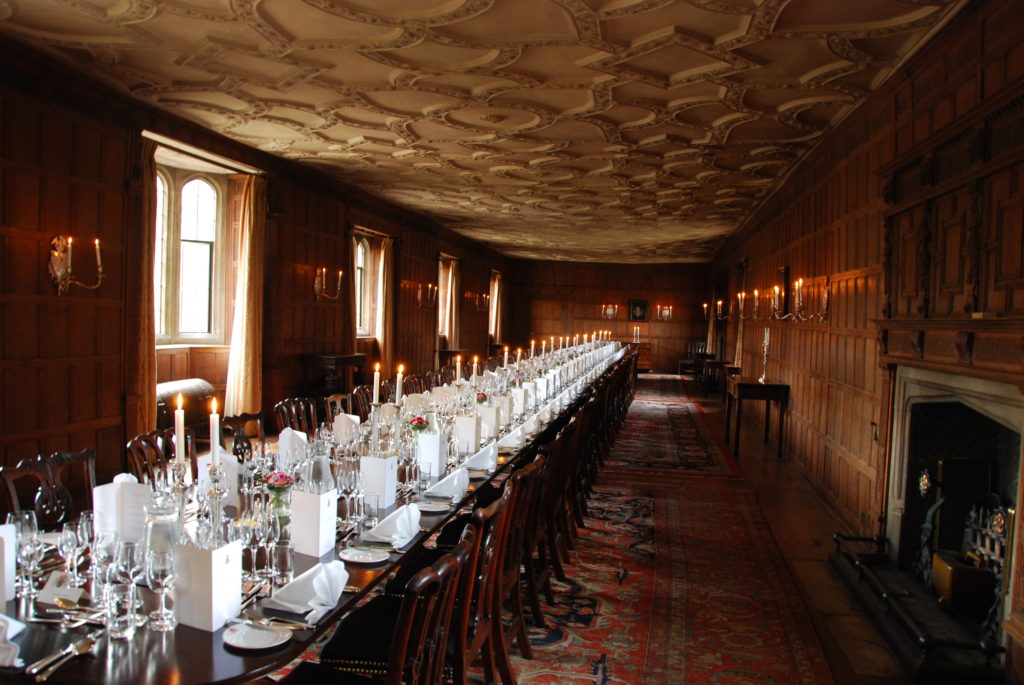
876;83;1024;645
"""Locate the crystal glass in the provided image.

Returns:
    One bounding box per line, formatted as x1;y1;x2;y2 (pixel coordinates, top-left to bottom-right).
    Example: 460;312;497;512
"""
146;551;177;631
58;523;83;586
105;582;136;639
90;531;117;606
76;510;95;580
257;509;280;580
113;540;147;627
16;536;43;598
273;540;294;587
242;509;261;584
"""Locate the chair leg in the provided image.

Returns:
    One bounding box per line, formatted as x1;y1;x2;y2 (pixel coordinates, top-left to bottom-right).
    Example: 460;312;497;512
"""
491;632;518;685
546;529;568;581
521;558;547;627
509;587;533;660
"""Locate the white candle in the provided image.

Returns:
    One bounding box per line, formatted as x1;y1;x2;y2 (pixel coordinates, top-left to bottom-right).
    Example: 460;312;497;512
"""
530;340;535;358
174;393;186;463
583;334;588;344
472;355;479;379
395;364;404;403
372;362;381;404
541;340;546;355
456;355;462;380
753;290;760;318
210;397;220;467
503;346;509;367
716;300;723;317
773;285;781;313
66;236;73;274
516;347;522;363
94;238;102;270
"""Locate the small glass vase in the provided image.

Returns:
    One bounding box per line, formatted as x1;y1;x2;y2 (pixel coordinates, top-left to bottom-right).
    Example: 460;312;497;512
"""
270;489;292;540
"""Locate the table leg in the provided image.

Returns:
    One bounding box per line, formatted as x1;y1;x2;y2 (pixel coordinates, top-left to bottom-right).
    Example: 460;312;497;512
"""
734;398;743;457
724;392;732;444
777;405;785;460
764;401;771;444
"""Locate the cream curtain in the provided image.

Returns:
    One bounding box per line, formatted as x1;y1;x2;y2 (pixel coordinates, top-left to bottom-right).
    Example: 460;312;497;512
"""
489;271;502;342
732;316;744;367
127;136;159;437
447;259;460;349
375;236;394;372
225;175;266;416
705;313;716;360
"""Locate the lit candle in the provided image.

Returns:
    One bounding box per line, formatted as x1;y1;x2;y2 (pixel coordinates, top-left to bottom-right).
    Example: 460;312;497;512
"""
573;334;578;346
702;302;708;318
516;347;522;363
753;289;760;318
541;340;546;355
472;355;479;379
796;278;804;310
67;236;73;274
94;238;102;270
549;336;554;352
395;364;404;403
503;346;509;367
372;362;381;403
210;397;220;467
716;300;723;317
455;355;461;380
175;393;186;463
583;333;588;344
530;340;535;358
773;285;781;313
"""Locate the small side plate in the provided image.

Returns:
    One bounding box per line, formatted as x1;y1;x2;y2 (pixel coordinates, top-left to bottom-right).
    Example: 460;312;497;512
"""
223;623;291;650
416;501;449;514
339;547;390;564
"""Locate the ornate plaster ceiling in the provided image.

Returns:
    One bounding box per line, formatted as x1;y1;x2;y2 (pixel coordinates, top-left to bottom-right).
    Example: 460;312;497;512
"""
0;0;963;262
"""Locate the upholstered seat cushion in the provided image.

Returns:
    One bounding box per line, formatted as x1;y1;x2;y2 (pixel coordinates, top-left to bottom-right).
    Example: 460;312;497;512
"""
282;661;376;683
319;594;404;670
155;378;215;430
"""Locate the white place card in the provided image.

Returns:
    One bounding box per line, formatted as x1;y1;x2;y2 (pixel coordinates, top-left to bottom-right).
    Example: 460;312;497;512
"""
333;413;360;442
417;430;447;479
0;524;14;602
478;405;500;442
510;388;526;418
522;382;536;412
37;572;85;606
93;477;151;543
361;454;399;509
291;489;339;557
535;377;548;403
174;540;242;632
454;415;480;456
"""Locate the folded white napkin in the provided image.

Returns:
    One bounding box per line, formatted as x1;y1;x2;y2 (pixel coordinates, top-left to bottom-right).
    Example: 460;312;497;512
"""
497;429;523;449
523;414;540;435
378;403;399;422
363;505;421;549
277;428;307;460
333;413;360;442
424;468;469;500
0;615;23;667
263;561;348;624
464;443;496;471
113;473;138;484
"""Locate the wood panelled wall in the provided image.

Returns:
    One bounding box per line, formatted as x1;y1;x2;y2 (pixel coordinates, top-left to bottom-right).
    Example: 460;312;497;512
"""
712;0;1024;536
0;36;508;479
506;262;708;373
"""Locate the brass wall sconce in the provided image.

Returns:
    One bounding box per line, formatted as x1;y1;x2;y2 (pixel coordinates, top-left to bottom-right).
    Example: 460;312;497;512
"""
314;267;342;301
655;304;673;321
599;303;619;320
48;235;104;295
417;283;437;308
475;293;490;313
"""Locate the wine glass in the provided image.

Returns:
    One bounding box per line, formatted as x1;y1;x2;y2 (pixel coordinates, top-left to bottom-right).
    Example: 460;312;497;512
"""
90;531;117;606
113;540;147;627
146;551;177;631
58;522;83;586
16;536;43;598
77;511;95;581
242;507;261;584
257;509;280;580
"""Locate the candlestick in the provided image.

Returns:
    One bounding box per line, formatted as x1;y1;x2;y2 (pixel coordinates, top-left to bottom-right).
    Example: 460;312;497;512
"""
210;397;220;467
516;347;522;363
541;340;546;355
753;290;759;318
529;340;535;358
372;363;381;404
503;346;509;367
94;238;102;270
759;327;770;384
396;364;404;403
472;355;479;379
773;285;781;314
455;355;462;380
175;394;186;463
67;236;73;274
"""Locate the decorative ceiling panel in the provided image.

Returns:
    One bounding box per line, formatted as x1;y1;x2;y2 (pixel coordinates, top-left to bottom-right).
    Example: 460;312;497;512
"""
0;0;964;262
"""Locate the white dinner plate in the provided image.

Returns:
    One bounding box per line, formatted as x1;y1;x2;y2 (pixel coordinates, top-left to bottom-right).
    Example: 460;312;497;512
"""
223;623;291;650
416;501;449;514
467;469;489;480
339;547;390;564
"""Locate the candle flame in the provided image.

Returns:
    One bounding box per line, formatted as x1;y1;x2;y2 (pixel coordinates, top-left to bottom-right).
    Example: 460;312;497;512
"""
94;238;100;248
177;393;183;410
397;364;404;373
473;355;478;362
374;362;380;371
211;397;217;414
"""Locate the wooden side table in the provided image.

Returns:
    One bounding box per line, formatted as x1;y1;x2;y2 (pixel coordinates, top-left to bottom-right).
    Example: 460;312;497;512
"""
725;376;790;460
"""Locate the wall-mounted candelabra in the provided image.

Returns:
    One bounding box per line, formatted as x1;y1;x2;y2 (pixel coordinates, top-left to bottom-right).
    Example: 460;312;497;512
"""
314;267;342;301
599;303;619;320
48;235;104;295
655;304;673;321
475;292;490;312
703;277;830;324
416;283;437;308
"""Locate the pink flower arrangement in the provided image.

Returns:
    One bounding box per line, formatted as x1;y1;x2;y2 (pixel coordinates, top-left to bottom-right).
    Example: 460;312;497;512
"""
510;378;522;387
475;392;488;404
409;416;429;432
263;470;294;494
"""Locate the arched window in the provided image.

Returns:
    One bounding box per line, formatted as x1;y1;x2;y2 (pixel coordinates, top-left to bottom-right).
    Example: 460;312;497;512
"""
153;167;227;343
354;237;370;335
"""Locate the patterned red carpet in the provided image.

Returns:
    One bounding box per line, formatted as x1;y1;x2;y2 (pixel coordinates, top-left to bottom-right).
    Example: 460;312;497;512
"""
274;375;834;684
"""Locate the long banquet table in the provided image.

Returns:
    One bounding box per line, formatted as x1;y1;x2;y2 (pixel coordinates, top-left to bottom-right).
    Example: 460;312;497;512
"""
3;345;629;684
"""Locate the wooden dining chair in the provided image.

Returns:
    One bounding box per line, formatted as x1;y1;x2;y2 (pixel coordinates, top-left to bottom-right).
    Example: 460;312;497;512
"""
324;393;352;422
498;457;542;650
273;397;318;435
221;411;266;459
379;379;395;404
0;458;63;527
350;385;373;422
126;427;198;484
297;534;473;685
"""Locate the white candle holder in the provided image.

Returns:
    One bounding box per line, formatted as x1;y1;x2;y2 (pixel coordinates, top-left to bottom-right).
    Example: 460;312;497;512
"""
205;464;229;548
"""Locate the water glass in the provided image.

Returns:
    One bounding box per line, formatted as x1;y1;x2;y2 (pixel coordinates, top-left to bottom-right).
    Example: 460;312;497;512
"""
16;537;42;598
146;551;177;631
273;541;294;587
106;582;136;639
362;493;380;532
58;523;83;586
258;509;281;580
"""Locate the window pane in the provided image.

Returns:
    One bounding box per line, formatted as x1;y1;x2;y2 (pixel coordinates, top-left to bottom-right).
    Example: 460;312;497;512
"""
180;179;217;241
154;175;168;336
179;241;212;333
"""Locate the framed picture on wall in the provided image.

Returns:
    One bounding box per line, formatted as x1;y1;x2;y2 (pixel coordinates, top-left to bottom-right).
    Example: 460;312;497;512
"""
629;300;648;321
